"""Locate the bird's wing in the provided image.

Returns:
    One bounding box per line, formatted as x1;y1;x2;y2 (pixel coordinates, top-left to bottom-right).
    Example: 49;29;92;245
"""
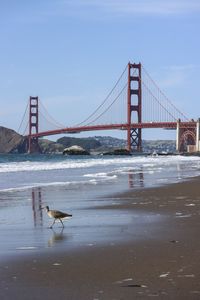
53;210;72;218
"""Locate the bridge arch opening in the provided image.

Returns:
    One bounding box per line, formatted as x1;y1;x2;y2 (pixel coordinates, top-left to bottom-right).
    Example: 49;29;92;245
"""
179;130;196;152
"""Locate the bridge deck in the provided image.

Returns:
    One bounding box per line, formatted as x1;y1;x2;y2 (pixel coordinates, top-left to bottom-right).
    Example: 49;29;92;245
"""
27;122;196;138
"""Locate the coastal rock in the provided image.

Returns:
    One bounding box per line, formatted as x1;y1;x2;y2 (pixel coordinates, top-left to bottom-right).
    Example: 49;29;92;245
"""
0;126;25;153
102;148;131;156
63;145;90;155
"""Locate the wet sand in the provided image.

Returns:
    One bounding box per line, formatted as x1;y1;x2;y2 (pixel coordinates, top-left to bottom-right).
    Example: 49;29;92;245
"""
1;177;200;299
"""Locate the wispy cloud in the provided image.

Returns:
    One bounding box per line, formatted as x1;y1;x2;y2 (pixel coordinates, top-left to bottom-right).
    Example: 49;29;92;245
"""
163;64;197;71
157;64;197;89
4;0;200;26
63;0;200;17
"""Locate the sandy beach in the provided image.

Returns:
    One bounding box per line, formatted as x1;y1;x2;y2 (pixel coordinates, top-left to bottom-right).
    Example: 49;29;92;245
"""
0;177;200;299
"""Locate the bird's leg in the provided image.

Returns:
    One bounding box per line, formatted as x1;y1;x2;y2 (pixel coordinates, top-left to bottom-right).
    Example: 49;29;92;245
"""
50;218;56;229
59;218;64;228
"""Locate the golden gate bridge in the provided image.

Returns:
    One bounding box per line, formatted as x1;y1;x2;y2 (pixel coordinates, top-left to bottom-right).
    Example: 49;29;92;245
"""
18;62;198;153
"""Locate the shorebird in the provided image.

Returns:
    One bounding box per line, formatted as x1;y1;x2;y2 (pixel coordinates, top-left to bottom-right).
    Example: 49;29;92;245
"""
43;206;72;228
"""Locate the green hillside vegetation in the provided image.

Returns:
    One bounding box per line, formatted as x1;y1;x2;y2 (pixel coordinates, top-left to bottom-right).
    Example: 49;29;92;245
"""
57;136;101;151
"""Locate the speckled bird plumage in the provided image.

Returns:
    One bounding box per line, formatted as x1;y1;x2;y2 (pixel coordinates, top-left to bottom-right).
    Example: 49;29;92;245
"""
44;206;72;228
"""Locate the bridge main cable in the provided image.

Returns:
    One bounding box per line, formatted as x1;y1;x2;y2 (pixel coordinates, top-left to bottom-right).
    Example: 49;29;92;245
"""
74;64;128;127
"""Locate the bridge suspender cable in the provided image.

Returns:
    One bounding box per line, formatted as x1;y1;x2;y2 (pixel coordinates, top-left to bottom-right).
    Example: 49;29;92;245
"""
141;65;188;121
74;64;128;127
17;101;29;135
39;100;66;129
142;81;177;121
84;82;128;126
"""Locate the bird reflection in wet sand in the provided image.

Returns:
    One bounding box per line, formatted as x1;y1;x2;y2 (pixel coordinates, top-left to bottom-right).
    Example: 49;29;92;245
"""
48;228;68;247
42;206;72;228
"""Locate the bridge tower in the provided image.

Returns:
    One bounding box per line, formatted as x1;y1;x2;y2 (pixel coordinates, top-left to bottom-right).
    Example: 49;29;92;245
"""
127;62;142;152
28;96;40;153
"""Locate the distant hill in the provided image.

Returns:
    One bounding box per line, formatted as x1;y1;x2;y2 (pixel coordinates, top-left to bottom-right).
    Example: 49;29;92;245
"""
0;126;176;154
41;136;176;153
142;140;176;153
38;137;176;154
57;136;101;151
38;139;64;154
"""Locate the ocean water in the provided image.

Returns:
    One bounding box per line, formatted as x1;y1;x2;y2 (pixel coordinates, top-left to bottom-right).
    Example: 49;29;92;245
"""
0;153;200;258
0;153;200;192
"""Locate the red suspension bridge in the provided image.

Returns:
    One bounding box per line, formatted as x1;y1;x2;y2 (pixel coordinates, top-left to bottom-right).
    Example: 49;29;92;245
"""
18;62;198;153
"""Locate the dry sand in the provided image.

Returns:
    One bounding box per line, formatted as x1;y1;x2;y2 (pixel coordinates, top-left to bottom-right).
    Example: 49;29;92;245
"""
1;177;200;299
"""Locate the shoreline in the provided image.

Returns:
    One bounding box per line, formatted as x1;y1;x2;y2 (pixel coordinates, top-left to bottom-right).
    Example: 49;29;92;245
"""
1;177;200;299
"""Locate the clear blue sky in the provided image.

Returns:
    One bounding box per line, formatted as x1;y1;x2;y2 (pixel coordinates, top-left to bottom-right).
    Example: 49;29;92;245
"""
1;0;200;140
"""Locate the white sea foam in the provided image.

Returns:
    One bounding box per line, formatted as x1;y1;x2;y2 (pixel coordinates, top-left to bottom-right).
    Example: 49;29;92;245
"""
84;172;108;178
0;155;200;192
0;155;199;173
0;173;118;192
0;180;90;193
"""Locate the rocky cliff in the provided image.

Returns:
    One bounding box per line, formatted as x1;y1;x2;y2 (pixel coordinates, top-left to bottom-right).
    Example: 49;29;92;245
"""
0;126;26;153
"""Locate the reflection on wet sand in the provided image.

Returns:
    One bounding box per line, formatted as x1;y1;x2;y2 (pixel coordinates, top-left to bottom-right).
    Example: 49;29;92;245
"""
128;171;144;188
48;228;69;247
31;169;145;229
32;188;43;227
31;171;144;227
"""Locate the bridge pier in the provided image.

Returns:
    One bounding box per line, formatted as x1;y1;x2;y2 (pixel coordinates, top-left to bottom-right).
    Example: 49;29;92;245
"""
176;119;198;152
176;119;180;151
196;118;200;151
